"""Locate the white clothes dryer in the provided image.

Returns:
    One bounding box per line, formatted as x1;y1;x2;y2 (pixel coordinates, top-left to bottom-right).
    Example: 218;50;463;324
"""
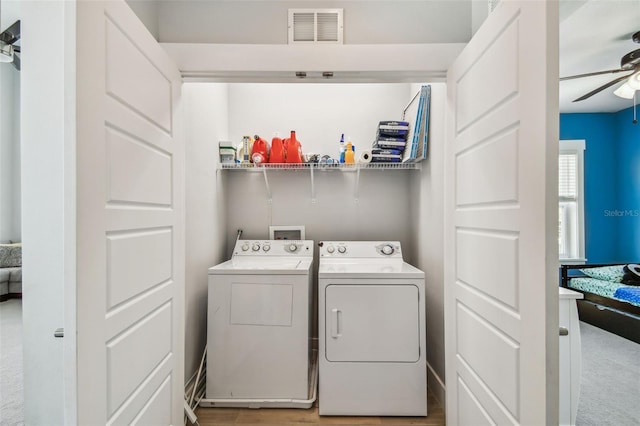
202;239;316;409
318;241;426;416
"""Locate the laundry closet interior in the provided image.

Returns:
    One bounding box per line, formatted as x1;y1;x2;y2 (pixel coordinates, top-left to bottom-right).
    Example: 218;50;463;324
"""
181;80;448;400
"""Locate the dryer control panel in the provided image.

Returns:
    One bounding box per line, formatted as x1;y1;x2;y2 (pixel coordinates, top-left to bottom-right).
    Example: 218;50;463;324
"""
233;240;313;257
318;241;403;259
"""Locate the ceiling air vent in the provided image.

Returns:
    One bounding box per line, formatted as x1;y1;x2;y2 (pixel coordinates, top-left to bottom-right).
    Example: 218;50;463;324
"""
288;9;343;44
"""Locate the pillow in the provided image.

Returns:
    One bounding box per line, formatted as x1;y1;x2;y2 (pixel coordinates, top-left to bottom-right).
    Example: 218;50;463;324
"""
579;265;625;282
622;264;640;286
0;243;22;268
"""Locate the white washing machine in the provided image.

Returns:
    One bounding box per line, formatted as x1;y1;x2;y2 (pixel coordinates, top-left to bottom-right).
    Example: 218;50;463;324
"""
202;239;316;408
318;241;426;416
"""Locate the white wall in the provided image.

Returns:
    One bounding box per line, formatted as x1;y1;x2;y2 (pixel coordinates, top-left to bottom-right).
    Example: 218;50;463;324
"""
224;168;415;246
228;83;412;156
408;82;446;405
0;0;21;242
157;1;471;44
183;83;229;380
20;1;73;424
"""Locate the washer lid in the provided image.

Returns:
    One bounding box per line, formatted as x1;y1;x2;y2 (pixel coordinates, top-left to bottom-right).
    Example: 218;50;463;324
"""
208;257;313;275
318;259;424;279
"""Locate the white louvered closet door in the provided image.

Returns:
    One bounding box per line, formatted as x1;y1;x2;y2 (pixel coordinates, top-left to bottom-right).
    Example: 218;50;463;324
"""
76;1;185;424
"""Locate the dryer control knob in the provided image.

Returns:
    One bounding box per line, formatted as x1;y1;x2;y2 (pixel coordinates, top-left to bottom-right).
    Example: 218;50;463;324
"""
241;244;249;251
326;246;335;254
252;243;260;251
288;244;298;252
263;244;271;252
337;246;347;254
382;244;394;255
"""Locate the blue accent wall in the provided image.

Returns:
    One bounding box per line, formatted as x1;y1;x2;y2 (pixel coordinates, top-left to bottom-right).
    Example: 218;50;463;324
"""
560;108;640;263
614;107;640;261
560;113;618;263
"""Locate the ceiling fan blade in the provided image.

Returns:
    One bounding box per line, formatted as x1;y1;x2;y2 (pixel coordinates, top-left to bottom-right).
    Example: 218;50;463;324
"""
560;68;627;81
0;20;20;45
12;52;20;71
573;74;632;102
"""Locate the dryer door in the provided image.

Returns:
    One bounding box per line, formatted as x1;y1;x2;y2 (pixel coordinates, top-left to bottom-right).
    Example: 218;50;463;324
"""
325;284;420;362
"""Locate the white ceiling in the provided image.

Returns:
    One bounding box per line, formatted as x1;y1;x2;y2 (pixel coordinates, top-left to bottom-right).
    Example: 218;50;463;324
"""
559;0;640;113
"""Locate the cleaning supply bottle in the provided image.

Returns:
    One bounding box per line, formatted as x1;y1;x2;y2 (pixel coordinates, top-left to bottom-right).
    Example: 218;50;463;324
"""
251;134;269;164
269;132;285;163
285;130;303;163
240;135;253;163
338;133;345;163
344;141;355;164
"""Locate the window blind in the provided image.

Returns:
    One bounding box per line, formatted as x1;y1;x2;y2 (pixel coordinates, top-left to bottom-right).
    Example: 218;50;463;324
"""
559;153;577;199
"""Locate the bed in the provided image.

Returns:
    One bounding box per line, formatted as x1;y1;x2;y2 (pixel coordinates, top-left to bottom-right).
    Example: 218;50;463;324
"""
560;263;640;344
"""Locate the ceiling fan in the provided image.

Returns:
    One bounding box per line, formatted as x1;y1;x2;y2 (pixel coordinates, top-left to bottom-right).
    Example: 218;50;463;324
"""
561;30;640;102
0;20;20;71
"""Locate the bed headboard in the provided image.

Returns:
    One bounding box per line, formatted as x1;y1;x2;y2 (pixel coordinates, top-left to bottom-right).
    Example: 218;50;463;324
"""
560;263;624;288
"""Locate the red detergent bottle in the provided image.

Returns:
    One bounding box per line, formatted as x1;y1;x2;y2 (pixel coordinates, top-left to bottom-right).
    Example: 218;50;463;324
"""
251;135;269;164
269;132;285;163
285;130;303;163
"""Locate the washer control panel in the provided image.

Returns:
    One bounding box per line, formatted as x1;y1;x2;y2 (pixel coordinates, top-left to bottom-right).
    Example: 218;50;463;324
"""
319;241;402;258
233;240;313;257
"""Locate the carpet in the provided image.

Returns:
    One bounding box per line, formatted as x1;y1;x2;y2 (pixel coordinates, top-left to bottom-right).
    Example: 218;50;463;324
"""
0;299;23;426
576;321;640;426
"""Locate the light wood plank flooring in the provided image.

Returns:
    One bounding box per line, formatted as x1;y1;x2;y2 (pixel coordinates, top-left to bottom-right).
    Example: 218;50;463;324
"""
195;389;444;426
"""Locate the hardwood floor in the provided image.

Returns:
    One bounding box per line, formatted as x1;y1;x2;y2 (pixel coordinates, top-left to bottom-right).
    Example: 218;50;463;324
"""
195;389;445;426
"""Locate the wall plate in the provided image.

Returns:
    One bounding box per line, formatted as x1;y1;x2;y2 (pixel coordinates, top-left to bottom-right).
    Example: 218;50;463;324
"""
269;225;305;240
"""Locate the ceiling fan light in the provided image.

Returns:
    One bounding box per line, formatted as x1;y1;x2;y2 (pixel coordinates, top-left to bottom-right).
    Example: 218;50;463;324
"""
614;82;635;99
0;41;13;63
626;73;640;90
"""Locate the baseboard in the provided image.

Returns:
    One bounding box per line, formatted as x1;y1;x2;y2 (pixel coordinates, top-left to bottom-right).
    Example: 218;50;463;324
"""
0;293;22;303
427;361;446;408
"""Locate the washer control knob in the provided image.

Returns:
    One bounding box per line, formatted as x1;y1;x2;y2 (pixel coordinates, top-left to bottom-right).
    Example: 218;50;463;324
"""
241;243;249;251
288;244;298;252
326;246;335;254
263;244;271;252
382;244;394;255
337;246;347;254
252;243;260;251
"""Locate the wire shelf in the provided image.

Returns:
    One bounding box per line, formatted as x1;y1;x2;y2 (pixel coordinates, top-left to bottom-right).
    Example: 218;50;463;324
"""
218;162;421;171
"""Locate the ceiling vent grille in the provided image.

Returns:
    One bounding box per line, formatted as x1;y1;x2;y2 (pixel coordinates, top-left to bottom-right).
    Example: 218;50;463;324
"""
488;0;501;13
288;9;343;44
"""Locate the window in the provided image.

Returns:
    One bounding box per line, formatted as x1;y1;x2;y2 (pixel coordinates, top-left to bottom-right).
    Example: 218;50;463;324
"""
559;140;586;263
